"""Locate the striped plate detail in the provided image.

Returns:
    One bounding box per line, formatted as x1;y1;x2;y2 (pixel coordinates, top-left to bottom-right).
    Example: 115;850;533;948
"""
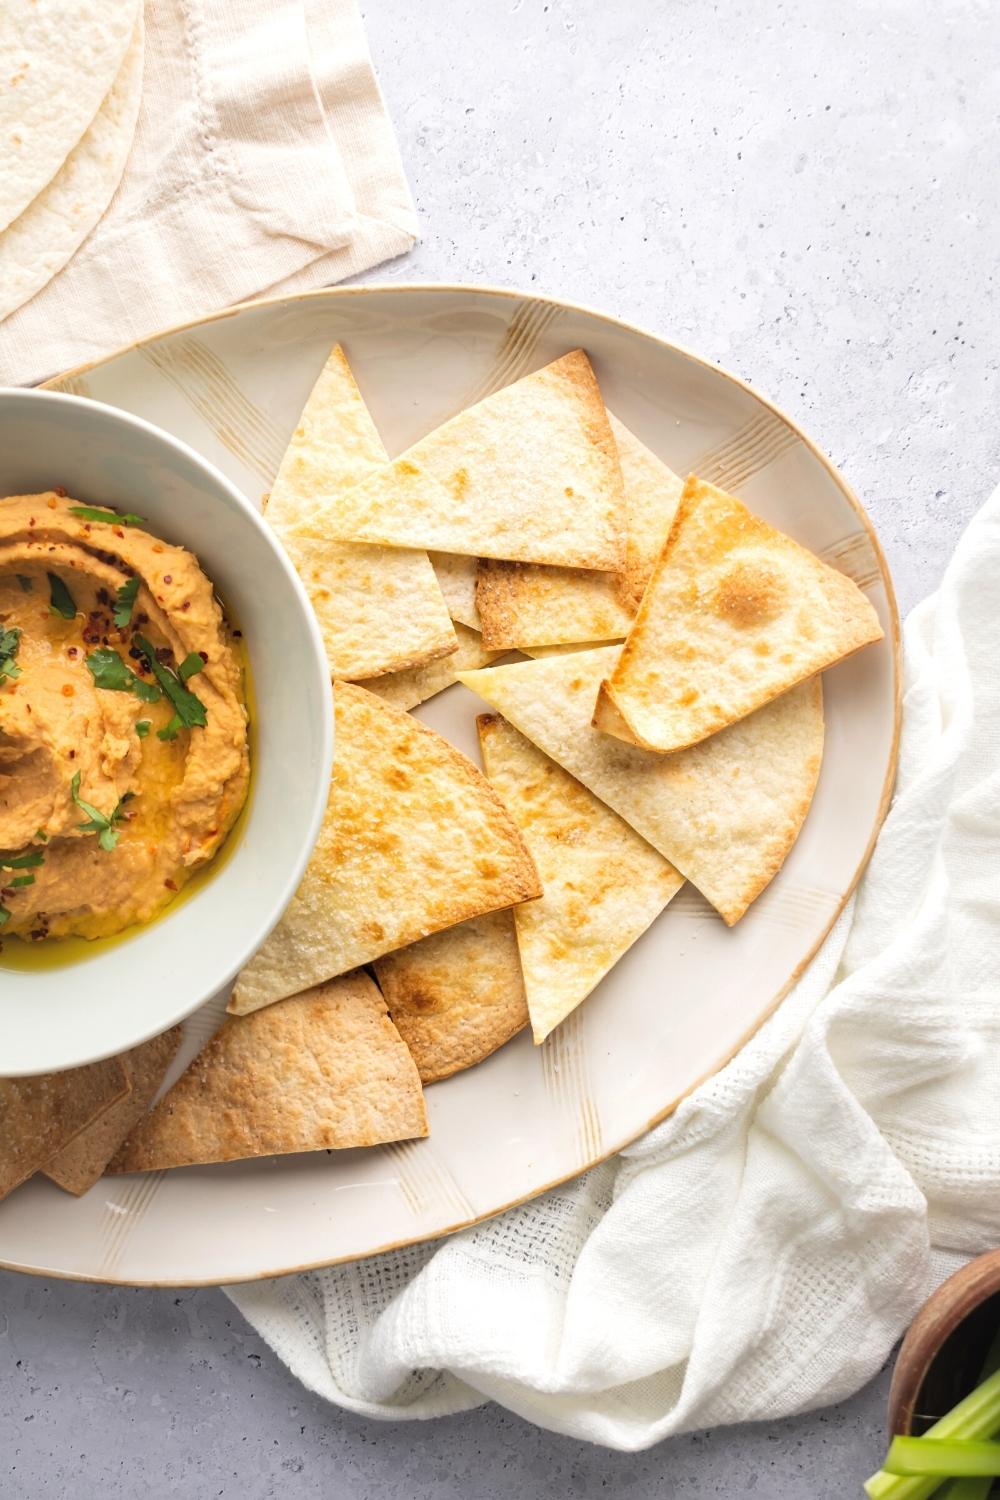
819;530;882;591
694;411;800;491
97;1171;163;1278
379;1138;475;1222
457;298;568;409
541;1009;602;1166
139;337;288;482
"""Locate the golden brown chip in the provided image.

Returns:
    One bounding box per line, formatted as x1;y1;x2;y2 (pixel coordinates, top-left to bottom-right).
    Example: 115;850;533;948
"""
293;351;625;571
43;1029;182;1196
229;682;541;1016
472;414;683;649
611;413;685;611
0;1055;128;1202
353;623;502;712
266;343;456;681
109;974;427;1173
375;910;528;1083
459;647;824;926
594;476;883;752
477;715;683;1041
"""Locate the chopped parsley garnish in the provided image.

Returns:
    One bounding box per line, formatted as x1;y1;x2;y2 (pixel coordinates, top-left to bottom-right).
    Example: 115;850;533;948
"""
0;850;44;870
113;575;140;628
68;505;146;528
48;572;77;619
0;626;22;683
135;719;151;738
16;574;32;593
135;634;207;738
9;874;34;888
0;906;9;927
70;772;133;852
34;829;48;843
178;652;205;683
85;648;161;703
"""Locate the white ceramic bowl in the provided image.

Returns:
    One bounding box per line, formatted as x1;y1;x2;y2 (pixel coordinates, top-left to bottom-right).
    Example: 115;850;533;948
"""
0;388;332;1076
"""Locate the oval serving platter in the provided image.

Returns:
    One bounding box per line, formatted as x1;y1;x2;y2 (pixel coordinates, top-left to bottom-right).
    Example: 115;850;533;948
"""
0;285;899;1286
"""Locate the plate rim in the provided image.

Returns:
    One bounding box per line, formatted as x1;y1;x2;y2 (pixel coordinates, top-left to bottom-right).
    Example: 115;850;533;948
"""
6;280;901;1287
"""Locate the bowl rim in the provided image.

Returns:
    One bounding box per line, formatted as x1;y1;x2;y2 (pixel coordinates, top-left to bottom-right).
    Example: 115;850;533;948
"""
0;386;334;1075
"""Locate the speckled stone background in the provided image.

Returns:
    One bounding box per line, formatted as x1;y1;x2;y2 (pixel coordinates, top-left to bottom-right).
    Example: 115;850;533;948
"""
2;1;997;1495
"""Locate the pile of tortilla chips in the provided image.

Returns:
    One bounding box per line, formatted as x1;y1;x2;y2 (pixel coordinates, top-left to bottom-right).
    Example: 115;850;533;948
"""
1;345;883;1196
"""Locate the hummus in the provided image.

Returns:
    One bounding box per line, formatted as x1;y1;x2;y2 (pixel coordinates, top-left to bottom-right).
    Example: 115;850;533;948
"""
0;492;250;942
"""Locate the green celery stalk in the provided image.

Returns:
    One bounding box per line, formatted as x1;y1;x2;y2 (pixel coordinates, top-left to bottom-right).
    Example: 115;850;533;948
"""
884;1438;1000;1477
865;1365;1000;1499
937;1478;992;1500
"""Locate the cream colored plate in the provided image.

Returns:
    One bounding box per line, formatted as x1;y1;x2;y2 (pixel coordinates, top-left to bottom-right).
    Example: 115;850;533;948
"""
0;286;899;1286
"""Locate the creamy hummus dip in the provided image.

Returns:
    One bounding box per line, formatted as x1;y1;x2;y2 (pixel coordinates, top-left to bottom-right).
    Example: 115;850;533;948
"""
0;492;250;942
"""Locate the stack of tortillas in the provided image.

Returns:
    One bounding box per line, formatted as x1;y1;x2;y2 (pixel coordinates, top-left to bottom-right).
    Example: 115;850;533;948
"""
22;342;881;1187
0;0;143;323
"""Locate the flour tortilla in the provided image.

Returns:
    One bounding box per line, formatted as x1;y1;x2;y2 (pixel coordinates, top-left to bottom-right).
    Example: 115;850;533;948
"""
477;715;683;1041
472;413;682;648
110;975;427;1173
375;910;528;1083
0;13;144;322
459;648;824;925
229;682;541;1015
43;1028;181;1196
594;476;883;752
430;552;481;629
0;0;139;233
354;623;503;711
610;413;686;611
0;1055;128;1202
294;351;625;570
266;344;456;681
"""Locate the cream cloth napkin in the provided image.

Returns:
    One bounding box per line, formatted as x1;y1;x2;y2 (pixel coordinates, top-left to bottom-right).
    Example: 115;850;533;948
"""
228;485;1000;1450
0;0;416;387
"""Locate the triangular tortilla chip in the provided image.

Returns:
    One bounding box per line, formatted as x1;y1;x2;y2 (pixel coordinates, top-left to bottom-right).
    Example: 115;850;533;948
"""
430;552;481;629
477;715;683;1042
294;351;625;570
375;910;528;1083
354;623;503;712
43;1029;182;1196
473;414;683;649
229;682;541;1015
266;344;456;681
594;476;883;752
611;413;686;611
0;1056;128;1202
459;647;824;925
109;975;427;1173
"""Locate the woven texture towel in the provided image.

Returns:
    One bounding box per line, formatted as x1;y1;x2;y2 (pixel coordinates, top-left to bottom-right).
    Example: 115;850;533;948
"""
0;0;416;386
228;485;1000;1450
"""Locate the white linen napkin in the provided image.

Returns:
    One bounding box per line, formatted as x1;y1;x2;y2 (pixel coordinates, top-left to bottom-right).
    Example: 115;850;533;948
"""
0;0;416;387
228;484;1000;1450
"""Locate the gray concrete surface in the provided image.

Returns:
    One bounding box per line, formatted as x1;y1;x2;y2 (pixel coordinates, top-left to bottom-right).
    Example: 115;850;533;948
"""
2;0;998;1495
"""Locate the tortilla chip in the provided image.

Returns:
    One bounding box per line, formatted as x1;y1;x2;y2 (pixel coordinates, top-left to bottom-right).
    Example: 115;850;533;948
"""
354;623;503;712
473;414;683;649
375;910;528;1083
611;413;685;611
294;351;625;571
476;558;633;650
477;715;683;1042
43;1029;182;1196
458;648;824;925
266;343;457;681
430;552;481;629
229;681;541;1015
109;974;427;1173
0;1056;128;1202
594;476;883;752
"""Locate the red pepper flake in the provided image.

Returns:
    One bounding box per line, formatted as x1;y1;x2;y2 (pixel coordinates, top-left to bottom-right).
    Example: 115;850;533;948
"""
163;574;172;584
68;749;76;759
181;601;190;611
67;647;78;658
163;878;178;892
198;650;208;663
53;486;67;497
28;516;36;528
61;684;74;697
113;527;124;539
